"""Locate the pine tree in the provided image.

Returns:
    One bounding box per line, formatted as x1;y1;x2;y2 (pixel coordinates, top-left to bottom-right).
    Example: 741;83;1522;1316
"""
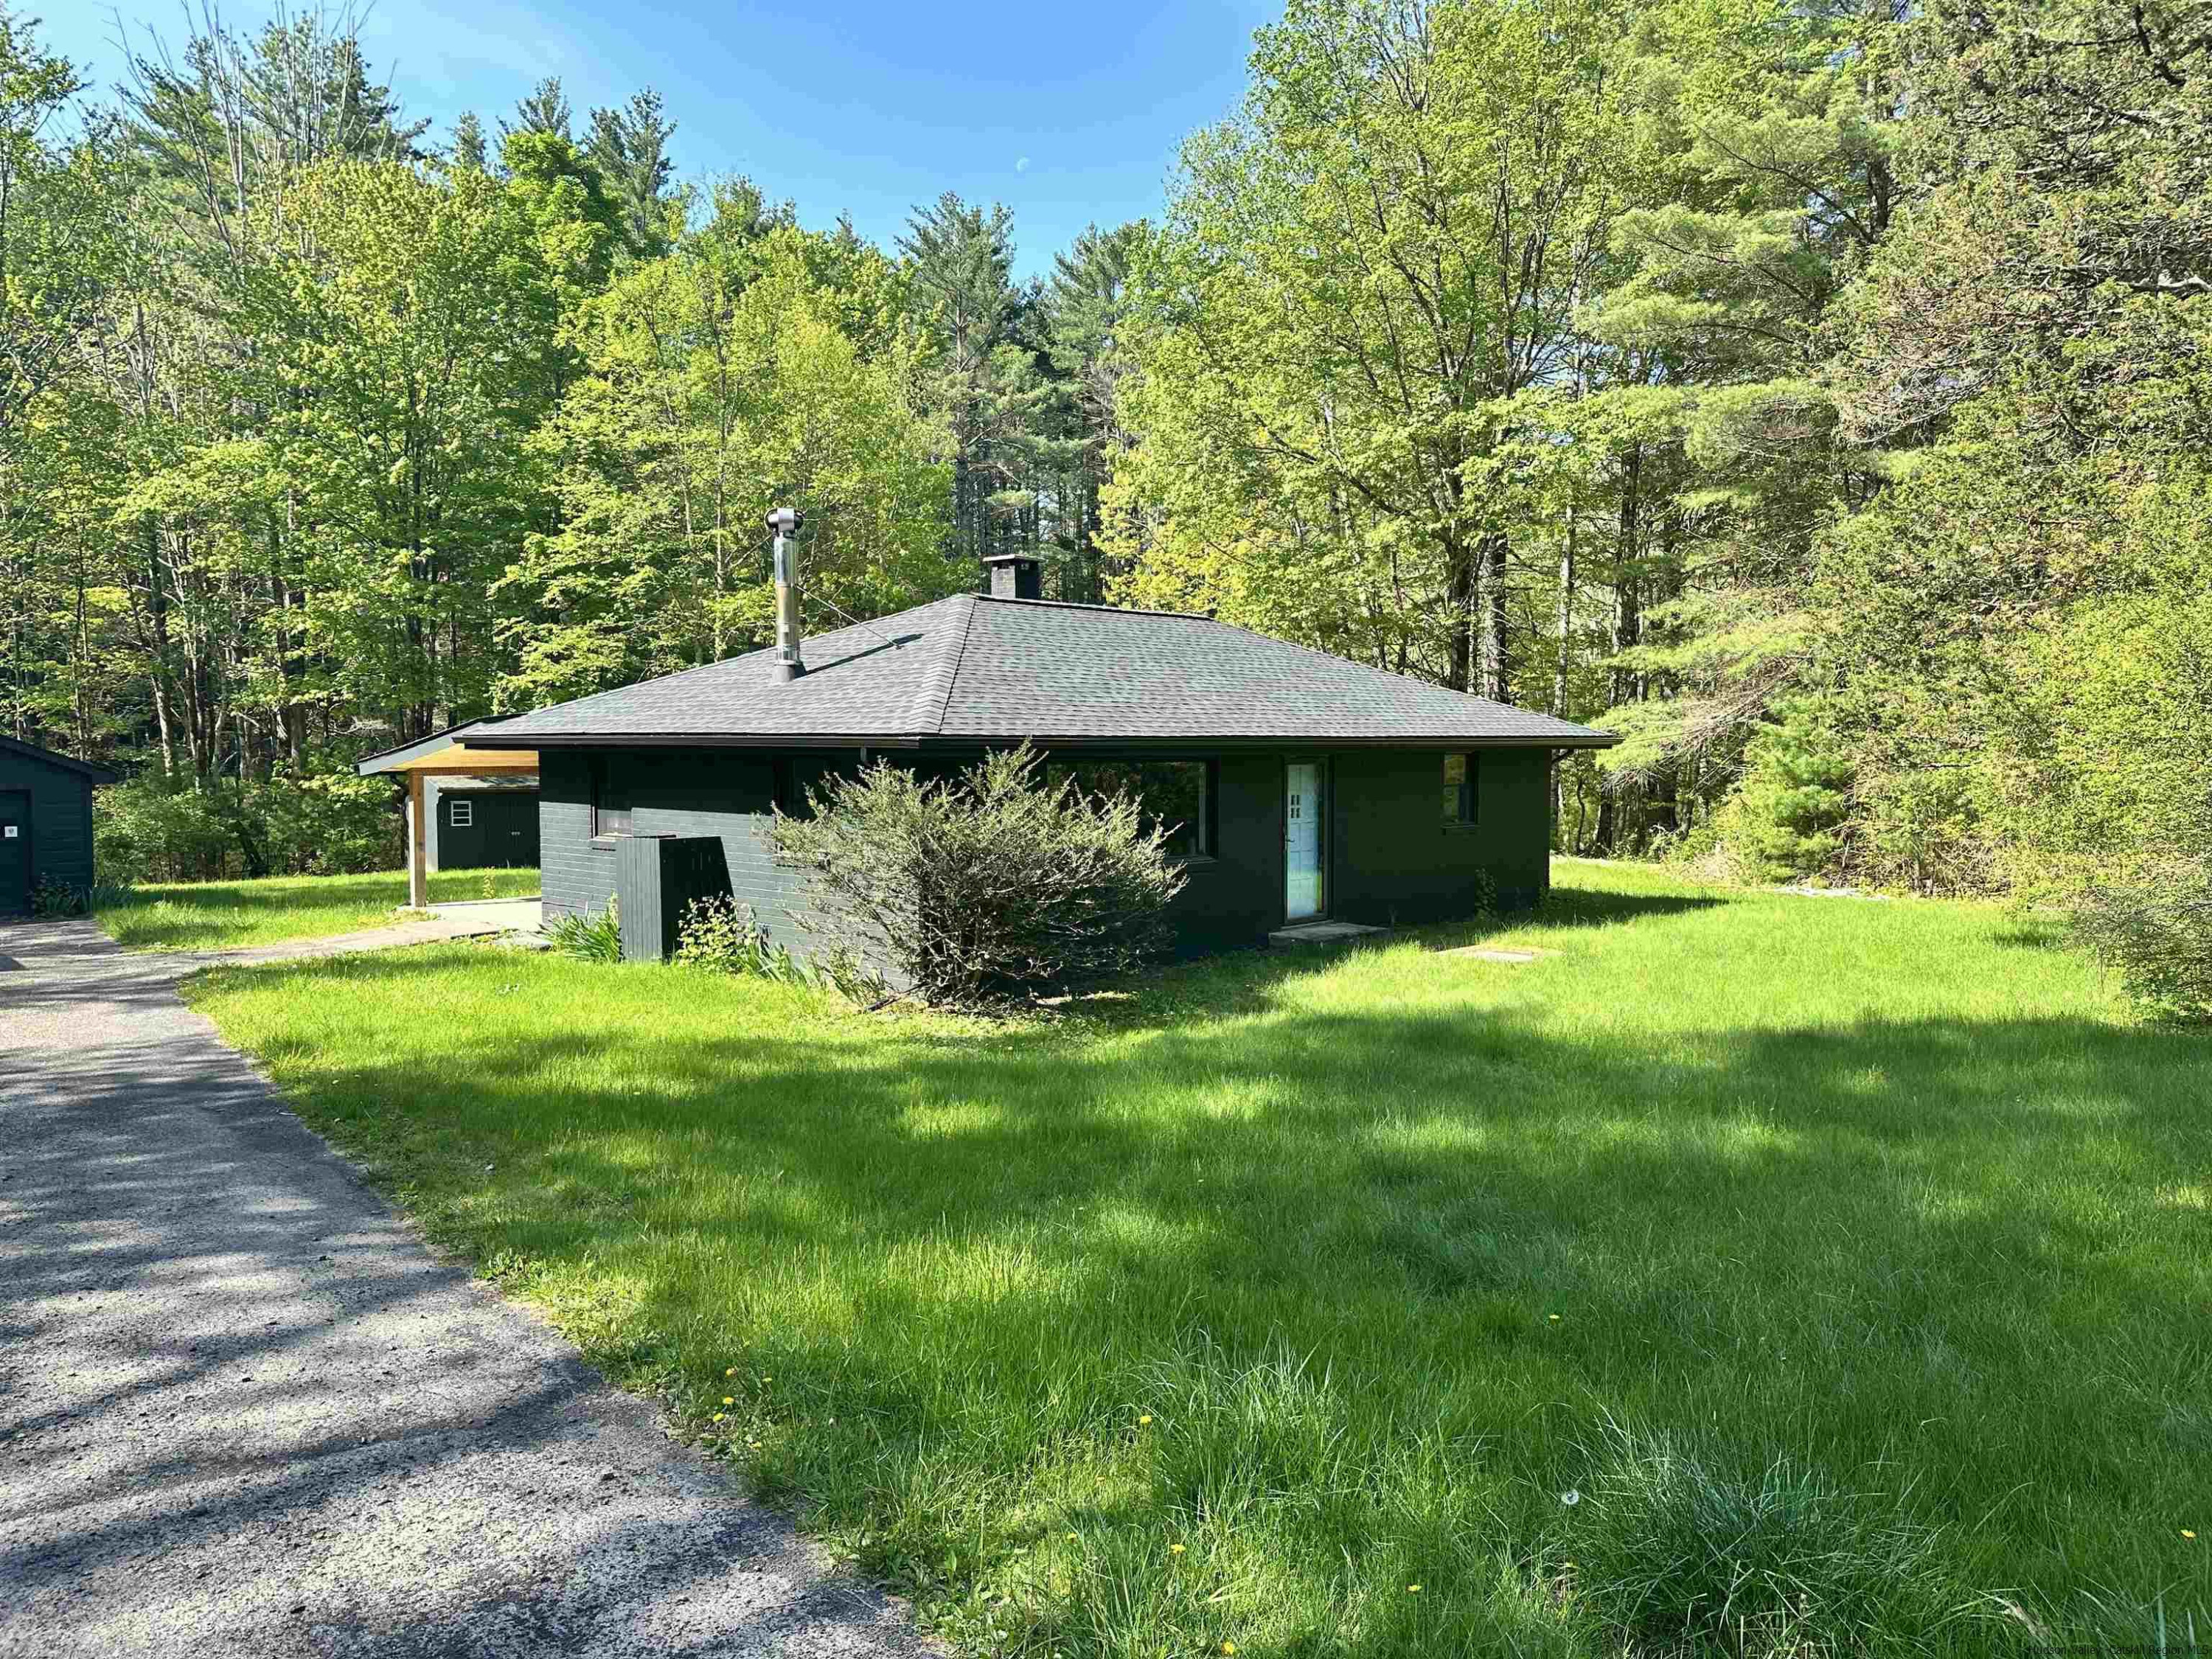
448;110;487;173
504;77;571;142
586;88;678;260
1043;222;1144;601
899;193;1034;571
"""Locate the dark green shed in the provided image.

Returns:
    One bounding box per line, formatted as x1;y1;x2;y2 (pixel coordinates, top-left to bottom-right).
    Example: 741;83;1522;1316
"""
0;735;118;915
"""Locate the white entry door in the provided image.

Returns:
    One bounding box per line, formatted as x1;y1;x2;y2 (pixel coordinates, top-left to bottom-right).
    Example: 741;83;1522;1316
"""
1284;761;1324;919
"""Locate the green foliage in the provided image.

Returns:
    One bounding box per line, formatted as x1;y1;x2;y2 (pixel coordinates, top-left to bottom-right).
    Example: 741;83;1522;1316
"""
94;784;235;885
501;223;953;705
29;871;89;916
1567;1425;1972;1658
1113;0;1635;694
234;157;560;727
769;744;1189;1006
2074;876;2212;1021
0;8;1046;802
2000;588;2212;1015
545;897;622;963
94;774;399;884
1717;700;1854;884
672;894;813;986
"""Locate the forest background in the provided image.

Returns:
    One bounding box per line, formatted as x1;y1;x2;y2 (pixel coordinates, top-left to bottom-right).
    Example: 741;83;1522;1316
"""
3;0;2205;963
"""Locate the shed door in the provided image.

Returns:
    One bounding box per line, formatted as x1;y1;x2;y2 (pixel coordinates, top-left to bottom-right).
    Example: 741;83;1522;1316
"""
488;792;540;869
0;790;29;915
438;794;486;869
1284;762;1324;921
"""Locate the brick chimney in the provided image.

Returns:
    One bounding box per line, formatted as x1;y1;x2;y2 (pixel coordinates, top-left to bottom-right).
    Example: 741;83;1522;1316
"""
984;553;1042;601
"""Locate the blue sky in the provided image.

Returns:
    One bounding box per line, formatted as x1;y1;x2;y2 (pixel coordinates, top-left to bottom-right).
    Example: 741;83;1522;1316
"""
47;1;1276;279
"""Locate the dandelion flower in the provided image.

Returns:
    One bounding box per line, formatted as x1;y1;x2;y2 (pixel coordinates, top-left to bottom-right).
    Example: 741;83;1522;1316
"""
1138;1414;1153;1426
1169;1543;1186;1555
1548;1313;1561;1322
723;1397;734;1405
712;1413;726;1423
1407;1584;1421;1593
725;1366;737;1377
1222;1644;1237;1655
2187;1529;2199;1540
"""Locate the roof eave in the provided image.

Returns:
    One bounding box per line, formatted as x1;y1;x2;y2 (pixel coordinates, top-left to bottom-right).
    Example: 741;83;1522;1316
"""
0;733;119;782
493;731;928;751
354;718;504;775
472;729;1615;751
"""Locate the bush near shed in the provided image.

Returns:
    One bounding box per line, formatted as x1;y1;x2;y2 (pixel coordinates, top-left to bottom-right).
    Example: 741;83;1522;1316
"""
770;744;1186;1006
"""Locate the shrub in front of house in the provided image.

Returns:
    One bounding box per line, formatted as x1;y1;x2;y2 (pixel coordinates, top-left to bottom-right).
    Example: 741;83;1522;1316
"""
770;743;1189;1007
545;896;622;962
672;894;813;987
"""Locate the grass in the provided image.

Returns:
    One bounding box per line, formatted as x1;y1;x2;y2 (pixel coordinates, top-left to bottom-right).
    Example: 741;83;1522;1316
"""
183;860;2212;1657
96;866;540;952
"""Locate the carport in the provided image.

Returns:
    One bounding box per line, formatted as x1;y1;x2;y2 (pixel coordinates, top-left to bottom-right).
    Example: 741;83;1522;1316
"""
355;722;539;908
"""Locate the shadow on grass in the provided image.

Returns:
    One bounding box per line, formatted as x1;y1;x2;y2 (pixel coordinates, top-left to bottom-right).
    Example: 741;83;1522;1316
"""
190;934;2212;1655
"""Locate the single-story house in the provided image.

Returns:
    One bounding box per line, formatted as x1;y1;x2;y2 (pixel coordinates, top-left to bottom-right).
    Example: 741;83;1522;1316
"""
0;734;119;915
471;553;1616;960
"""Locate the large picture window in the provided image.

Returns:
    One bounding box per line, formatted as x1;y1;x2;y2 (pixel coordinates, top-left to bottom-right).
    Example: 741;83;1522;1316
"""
1048;758;1214;859
1442;753;1480;824
591;758;633;838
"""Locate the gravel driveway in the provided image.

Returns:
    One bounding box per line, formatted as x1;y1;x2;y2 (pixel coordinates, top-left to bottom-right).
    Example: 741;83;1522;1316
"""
0;919;931;1658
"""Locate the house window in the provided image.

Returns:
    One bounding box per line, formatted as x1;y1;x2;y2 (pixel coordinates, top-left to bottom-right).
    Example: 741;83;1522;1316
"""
448;798;473;828
591;759;633;838
1442;753;1479;824
1048;758;1214;859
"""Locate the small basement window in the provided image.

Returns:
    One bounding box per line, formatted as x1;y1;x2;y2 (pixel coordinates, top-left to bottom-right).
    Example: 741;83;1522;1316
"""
591;759;633;838
1048;758;1214;859
448;798;473;828
1442;753;1480;825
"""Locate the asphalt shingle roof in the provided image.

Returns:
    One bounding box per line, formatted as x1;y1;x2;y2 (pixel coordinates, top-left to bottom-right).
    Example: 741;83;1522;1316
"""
474;594;1617;750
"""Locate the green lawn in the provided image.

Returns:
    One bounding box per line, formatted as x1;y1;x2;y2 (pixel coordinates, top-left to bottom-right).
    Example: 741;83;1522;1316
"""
183;861;2210;1657
99;866;540;951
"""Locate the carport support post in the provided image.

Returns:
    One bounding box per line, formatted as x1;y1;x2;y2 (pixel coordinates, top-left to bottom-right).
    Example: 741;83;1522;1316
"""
408;771;428;910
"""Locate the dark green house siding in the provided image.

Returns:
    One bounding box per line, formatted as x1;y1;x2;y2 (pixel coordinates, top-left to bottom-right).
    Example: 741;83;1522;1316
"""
540;747;836;941
0;739;111;914
1328;746;1551;925
538;742;1554;962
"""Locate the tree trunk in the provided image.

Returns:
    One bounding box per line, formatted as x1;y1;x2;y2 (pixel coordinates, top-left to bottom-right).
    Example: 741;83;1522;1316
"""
1479;530;1509;703
1612;445;1642;709
1444;532;1475;692
1554;502;1576;841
